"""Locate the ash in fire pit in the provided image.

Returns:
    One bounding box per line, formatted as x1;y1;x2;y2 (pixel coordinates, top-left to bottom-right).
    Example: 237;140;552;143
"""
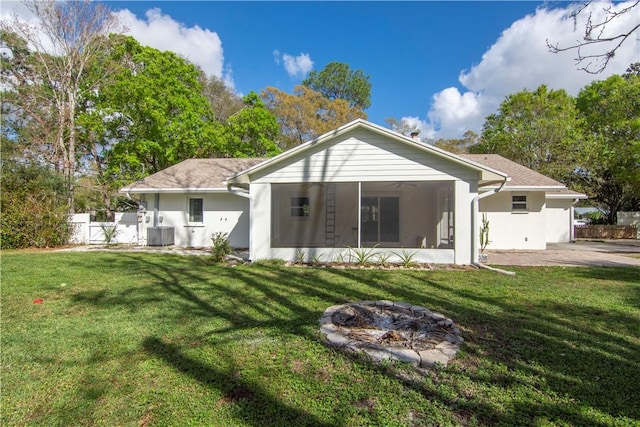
319;301;463;368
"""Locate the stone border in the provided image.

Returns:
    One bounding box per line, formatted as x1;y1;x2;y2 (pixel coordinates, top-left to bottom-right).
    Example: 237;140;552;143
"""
319;301;463;368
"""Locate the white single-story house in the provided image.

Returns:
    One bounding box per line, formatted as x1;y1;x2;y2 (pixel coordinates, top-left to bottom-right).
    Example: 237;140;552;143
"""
120;119;586;264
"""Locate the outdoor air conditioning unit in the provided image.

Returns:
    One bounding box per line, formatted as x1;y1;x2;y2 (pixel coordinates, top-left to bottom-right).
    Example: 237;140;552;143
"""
147;226;175;246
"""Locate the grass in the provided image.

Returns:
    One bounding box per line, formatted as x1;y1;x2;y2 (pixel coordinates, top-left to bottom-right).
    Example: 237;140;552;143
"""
1;251;639;426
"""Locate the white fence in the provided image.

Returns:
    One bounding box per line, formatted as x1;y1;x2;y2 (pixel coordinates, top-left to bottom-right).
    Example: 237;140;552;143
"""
69;212;140;245
618;212;640;239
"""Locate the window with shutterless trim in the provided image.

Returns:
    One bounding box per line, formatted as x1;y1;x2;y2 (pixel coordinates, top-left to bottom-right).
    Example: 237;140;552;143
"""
290;196;310;217
511;194;528;212
188;197;204;222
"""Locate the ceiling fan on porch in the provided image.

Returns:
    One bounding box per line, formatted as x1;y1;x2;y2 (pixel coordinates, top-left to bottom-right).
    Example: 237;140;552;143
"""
388;181;417;188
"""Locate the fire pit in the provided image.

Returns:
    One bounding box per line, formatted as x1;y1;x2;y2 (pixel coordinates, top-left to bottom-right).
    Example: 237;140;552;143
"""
319;300;463;368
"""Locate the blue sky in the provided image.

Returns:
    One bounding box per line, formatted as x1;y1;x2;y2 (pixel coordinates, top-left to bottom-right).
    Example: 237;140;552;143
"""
4;1;638;139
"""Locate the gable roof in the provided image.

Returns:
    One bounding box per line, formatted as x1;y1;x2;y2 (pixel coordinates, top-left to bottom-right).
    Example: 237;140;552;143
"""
226;119;509;185
120;158;264;194
460;154;564;188
461;154;587;198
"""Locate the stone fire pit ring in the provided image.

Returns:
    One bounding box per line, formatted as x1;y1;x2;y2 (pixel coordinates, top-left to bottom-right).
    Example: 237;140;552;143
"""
320;300;463;368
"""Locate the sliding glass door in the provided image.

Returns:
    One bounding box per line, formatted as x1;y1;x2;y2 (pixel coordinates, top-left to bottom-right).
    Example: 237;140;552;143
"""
361;196;399;246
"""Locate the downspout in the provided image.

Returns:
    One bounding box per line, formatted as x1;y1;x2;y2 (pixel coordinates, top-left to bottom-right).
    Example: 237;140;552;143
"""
472;179;508;264
153;193;159;227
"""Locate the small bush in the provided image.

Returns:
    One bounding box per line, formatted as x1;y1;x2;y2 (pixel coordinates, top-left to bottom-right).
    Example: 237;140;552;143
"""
211;232;232;263
392;248;418;267
347;245;378;266
0;161;70;249
101;225;118;244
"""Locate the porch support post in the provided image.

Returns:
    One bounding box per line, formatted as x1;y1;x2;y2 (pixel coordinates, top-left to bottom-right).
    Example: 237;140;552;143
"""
357;181;362;248
454;180;474;265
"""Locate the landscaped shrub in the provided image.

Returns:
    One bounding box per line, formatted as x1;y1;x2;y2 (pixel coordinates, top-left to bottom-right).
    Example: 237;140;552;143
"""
0;160;70;249
210;232;232;262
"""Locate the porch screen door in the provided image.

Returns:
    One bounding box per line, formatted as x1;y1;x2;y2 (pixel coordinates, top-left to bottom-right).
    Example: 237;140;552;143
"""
361;196;399;245
437;187;454;248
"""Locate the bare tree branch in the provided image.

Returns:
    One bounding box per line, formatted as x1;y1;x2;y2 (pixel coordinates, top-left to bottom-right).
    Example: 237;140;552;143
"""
547;0;640;73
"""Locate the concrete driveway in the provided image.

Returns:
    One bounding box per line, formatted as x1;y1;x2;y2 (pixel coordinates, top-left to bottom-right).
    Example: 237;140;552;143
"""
486;239;640;267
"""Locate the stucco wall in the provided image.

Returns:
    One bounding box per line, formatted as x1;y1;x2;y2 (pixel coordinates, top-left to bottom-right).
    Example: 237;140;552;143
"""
479;191;546;250
545;198;573;243
142;193;250;248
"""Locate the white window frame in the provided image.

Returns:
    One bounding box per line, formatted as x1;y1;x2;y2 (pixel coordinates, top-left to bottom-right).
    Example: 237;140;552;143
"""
188;196;204;224
290;195;310;219
511;194;528;212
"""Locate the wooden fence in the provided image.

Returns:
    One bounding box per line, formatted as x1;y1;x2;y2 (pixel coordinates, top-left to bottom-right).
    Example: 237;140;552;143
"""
574;225;637;239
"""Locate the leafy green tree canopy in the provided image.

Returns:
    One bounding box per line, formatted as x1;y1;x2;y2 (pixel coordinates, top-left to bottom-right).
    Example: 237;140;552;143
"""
81;35;222;187
302;62;372;110
575;72;640;223
472;85;585;182
220;92;281;158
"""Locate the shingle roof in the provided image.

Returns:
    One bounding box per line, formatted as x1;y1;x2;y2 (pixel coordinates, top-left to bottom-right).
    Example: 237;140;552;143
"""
460;154;564;187
121;158;265;192
120;152;585;199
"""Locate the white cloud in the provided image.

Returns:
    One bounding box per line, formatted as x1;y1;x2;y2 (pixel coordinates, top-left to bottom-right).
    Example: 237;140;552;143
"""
2;4;230;85
276;52;314;78
114;8;226;82
418;1;639;139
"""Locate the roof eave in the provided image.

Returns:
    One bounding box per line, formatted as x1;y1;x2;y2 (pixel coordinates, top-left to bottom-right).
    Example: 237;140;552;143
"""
480;185;567;192
546;192;589;199
119;187;229;194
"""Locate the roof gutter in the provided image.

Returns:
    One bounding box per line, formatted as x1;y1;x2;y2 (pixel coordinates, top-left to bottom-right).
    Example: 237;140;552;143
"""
119;187;230;194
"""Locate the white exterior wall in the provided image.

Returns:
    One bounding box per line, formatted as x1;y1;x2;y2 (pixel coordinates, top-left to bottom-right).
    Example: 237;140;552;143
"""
454;180;476;264
479;191;546;250
250;183;272;261
141;193;250;248
247;128;480;264
545;198;573;243
252;129;478;184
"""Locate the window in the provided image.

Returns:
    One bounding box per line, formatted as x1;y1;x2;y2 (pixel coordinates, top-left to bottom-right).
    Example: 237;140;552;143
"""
189;198;203;222
291;196;310;217
512;195;528;212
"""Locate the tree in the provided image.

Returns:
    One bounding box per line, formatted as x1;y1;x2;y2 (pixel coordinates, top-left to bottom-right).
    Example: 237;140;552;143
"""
1;0;121;213
575;73;640;223
0;142;70;248
472;85;585;182
81;35;222;189
547;0;640;73
200;74;244;123
219;92;281;158
385;117;423;138
262;85;367;149
623;62;640;78
302;62;372;110
434;131;479;154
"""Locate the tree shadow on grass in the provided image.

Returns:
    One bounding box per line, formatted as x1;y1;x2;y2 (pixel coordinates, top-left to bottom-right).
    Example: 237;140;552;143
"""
67;254;640;425
142;336;334;427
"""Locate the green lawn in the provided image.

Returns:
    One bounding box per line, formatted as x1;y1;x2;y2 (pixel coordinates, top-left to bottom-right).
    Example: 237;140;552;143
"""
2;252;639;426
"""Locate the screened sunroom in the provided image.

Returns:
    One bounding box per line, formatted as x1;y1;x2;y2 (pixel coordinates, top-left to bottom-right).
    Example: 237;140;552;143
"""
271;181;455;250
